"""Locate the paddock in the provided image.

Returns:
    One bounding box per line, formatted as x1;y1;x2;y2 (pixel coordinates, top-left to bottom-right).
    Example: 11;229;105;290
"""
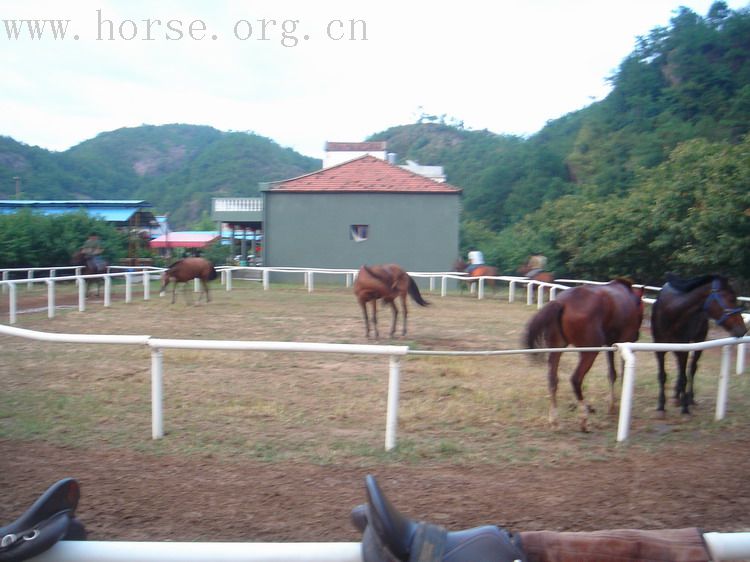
1;278;749;552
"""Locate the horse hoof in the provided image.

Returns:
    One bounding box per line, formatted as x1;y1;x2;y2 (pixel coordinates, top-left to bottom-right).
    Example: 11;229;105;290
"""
656;410;666;420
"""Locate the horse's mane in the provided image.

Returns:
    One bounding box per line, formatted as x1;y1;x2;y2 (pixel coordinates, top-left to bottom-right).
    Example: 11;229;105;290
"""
666;273;721;293
611;277;634;289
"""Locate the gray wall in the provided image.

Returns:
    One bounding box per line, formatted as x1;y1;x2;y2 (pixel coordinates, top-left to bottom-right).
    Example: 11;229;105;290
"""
264;192;459;272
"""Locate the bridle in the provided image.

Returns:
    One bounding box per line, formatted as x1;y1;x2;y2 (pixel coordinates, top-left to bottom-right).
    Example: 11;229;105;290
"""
703;278;744;326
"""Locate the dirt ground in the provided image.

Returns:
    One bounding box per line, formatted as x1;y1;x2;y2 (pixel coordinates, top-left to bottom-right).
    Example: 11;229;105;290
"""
1;282;749;544
2;436;750;542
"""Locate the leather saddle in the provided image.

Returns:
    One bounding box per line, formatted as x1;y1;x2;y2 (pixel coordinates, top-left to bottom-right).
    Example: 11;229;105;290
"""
0;478;86;562
351;475;526;562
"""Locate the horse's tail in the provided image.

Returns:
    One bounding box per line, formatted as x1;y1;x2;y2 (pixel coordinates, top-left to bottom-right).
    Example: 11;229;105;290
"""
523;301;564;359
407;275;430;306
207;264;218;281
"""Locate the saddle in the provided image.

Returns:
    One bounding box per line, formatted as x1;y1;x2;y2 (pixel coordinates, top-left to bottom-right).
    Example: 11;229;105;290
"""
351;475;526;562
351;475;711;562
0;478;86;562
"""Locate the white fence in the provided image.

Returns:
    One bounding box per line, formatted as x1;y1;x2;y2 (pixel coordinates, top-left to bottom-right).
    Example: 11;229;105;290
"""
23;533;750;562
0;266;747;445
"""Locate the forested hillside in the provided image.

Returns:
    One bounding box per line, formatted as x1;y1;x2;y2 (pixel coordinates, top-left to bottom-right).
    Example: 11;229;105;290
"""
1;2;748;284
370;2;750;285
0;125;321;227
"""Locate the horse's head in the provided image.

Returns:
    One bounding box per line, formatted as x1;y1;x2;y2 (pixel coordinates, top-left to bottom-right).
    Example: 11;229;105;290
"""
704;277;747;338
453;259;467;272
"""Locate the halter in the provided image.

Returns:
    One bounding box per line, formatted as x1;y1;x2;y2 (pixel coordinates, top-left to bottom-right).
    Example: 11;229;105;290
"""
703;278;744;326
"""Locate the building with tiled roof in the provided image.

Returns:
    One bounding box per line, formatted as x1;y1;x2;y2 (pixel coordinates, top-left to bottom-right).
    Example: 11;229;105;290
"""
262;153;461;273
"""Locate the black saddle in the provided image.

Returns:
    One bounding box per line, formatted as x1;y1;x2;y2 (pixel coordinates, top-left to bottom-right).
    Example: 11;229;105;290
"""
0;478;86;562
351;475;525;562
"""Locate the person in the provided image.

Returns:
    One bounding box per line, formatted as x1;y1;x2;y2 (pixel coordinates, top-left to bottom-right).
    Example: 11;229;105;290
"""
466;247;485;274
525;252;547;278
80;233;105;270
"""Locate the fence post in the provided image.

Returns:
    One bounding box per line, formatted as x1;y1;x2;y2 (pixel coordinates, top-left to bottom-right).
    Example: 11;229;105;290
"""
526;283;535;306
125;272;132;303
194;277;200;293
385;355;400;451
27;269;33;290
47;279;55;319
9;283;16;325
478;278;485;300
537;284;545;309
2;271;8;294
308;272;314;293
716;345;732;421
104;276;112;307
151;347;164;439
441;276;447;297
78;277;86;312
226;269;233;291
143;270;150;300
508;280;516;303
263;269;269;290
737;343;745;375
616;344;636;442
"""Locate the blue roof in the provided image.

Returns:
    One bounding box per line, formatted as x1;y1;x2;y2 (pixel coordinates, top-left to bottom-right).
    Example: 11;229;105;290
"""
0;200;155;223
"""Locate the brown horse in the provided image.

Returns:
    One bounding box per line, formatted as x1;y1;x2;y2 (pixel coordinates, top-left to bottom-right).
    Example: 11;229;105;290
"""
453;259;498;291
523;278;645;431
652;273;746;418
517;263;555;284
71;250;109;297
353;264;429;338
159;257;218;304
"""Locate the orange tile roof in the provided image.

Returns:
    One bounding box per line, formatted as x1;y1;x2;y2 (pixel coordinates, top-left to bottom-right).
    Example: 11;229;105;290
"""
268;155;461;193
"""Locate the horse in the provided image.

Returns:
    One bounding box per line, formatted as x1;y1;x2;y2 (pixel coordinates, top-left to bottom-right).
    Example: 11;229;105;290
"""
523;278;645;432
518;262;555;284
453;259;498;292
353;264;429;338
651;273;746;418
71;250;109;297
159;257;218;304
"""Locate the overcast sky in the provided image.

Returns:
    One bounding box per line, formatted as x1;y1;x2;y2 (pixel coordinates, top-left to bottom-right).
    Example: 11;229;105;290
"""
2;0;747;160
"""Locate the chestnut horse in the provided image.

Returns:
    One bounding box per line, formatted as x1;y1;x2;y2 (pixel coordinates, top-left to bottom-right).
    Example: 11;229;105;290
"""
523;278;645;431
159;257;218;304
453;259;498;291
652;273;746;417
353;264;429;338
517;263;554;283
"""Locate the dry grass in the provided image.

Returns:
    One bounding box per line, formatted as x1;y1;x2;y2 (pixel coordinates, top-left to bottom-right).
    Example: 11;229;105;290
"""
1;280;748;467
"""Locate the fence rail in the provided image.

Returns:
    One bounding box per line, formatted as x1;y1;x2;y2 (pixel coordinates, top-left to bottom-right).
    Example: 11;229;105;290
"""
24;532;750;561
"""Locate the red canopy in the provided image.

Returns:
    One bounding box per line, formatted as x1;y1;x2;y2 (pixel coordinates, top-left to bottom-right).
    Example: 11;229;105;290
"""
150;232;220;248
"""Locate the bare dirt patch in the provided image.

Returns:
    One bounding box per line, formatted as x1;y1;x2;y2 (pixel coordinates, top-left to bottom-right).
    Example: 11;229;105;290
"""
1;282;749;541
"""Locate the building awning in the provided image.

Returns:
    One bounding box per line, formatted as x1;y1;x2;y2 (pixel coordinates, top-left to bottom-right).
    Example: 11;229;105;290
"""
150;232;220;248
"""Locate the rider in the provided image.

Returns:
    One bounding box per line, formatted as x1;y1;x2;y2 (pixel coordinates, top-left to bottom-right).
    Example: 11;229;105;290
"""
525;252;547;278
81;233;105;270
466;247;484;274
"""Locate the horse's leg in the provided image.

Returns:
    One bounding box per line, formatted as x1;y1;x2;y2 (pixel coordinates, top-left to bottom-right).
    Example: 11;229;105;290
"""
400;293;408;336
656;351;668;418
605;350;618;415
673;351;689;413
371;300;379;339
360;300;371;338
388;300;398;338
685;350;702;412
204;279;210;303
570;351;599;432
171;281;178;304
547;352;562;429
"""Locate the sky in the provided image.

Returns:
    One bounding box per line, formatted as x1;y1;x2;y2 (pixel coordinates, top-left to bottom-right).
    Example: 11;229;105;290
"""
2;0;748;160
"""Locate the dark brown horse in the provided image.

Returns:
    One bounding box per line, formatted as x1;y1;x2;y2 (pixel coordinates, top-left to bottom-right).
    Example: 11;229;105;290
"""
159;257;218;304
524;279;645;431
353;264;429;338
453;259;498;291
71;250;109;297
652;273;746;417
